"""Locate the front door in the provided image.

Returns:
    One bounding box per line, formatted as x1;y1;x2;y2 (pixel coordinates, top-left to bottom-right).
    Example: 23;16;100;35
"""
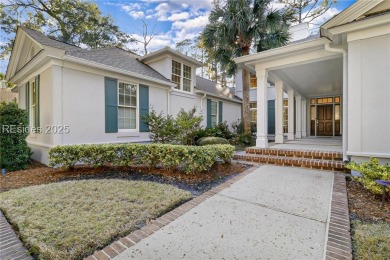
317;105;333;136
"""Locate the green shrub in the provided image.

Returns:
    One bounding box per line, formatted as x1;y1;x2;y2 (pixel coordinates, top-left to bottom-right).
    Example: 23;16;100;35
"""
143;107;203;145
230;133;255;146
0;101;31;172
197;137;230;146
49;143;234;174
175;108;203;145
346;158;390;195
142;109;178;143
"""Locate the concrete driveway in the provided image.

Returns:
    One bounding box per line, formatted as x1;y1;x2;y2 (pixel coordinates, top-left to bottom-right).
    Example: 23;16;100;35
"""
114;165;334;260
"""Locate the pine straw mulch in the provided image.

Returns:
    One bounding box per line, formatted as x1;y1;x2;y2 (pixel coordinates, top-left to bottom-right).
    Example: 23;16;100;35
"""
346;177;390;222
0;161;249;194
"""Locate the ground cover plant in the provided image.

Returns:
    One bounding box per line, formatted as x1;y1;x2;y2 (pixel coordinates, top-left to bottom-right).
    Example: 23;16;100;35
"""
0;180;191;259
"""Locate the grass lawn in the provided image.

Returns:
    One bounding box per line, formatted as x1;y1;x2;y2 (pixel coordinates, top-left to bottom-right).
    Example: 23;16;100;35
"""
352;221;390;260
0;179;191;259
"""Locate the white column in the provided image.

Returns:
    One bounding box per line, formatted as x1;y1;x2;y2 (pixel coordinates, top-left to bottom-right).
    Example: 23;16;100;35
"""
275;81;284;143
287;89;295;140
302;99;307;137
255;68;268;148
295;95;302;138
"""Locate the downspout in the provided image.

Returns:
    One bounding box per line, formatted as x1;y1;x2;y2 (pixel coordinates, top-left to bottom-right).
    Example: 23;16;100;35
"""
324;43;348;162
167;86;174;115
200;93;207;112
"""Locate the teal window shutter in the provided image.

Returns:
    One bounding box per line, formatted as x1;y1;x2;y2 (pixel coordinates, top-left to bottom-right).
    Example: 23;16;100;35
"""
34;75;40;128
206;99;211;128
218;101;223;123
139;84;149;132
105;77;118;133
25;82;30;115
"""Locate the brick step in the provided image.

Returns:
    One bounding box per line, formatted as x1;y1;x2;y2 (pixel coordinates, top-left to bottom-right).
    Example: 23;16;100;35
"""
245;147;343;161
234;153;347;172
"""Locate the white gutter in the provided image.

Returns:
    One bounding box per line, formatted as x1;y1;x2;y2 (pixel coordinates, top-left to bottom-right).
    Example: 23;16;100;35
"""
325;43;348;161
195;90;242;104
200;93;207;112
167;86;174;114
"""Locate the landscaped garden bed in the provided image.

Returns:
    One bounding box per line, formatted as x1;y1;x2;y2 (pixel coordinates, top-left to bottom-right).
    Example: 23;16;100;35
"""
0;142;248;259
347;178;390;259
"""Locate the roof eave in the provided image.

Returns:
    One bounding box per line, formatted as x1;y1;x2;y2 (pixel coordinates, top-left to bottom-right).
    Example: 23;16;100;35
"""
140;47;203;67
195;90;242;104
234;37;331;65
64;55;176;87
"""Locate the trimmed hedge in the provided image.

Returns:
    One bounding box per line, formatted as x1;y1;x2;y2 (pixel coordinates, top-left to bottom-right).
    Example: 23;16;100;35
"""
197;137;229;146
49;143;234;174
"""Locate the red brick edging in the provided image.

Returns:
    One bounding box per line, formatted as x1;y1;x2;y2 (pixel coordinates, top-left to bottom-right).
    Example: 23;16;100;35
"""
85;165;260;260
0;211;32;260
325;173;353;260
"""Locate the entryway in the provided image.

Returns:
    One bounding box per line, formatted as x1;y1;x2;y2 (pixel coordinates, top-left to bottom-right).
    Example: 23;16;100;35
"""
310;96;341;137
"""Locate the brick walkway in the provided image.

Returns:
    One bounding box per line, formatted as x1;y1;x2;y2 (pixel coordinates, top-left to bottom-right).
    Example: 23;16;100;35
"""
325;174;353;260
0;212;32;260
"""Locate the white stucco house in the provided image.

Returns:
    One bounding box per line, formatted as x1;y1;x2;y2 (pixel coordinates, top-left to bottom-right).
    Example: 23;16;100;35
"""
5;27;242;165
234;0;390;163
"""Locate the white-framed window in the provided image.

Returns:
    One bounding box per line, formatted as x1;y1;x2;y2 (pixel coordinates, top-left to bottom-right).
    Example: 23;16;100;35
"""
118;82;137;130
250;102;257;123
210;100;218;127
172;60;192;92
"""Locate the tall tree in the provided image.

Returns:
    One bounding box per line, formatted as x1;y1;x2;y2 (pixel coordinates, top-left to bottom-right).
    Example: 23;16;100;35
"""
0;0;131;58
202;0;289;133
279;0;336;24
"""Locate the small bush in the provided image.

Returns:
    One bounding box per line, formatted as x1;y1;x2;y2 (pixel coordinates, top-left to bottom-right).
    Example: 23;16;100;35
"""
0;101;31;171
197;137;230;146
175;108;203;145
49;143;234;174
142;109;178;143
143;107;203;145
346;158;390;195
230;133;255;146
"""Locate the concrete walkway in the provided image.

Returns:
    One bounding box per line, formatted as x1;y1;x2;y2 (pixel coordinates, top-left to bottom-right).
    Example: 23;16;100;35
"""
114;165;334;260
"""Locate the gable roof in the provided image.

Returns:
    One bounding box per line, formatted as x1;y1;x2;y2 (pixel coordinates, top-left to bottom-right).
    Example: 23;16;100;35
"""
140;46;203;67
15;27;171;84
195;76;241;102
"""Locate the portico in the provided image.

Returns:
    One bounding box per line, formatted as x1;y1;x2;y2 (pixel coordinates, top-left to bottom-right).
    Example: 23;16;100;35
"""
236;35;346;155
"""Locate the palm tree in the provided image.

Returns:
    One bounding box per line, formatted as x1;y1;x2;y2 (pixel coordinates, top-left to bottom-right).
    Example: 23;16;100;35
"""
202;0;290;134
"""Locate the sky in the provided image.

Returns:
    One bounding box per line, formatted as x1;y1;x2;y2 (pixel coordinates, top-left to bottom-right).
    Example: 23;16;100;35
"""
0;0;357;74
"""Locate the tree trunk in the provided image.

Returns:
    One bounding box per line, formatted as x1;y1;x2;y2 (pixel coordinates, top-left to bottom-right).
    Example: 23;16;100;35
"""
241;46;251;134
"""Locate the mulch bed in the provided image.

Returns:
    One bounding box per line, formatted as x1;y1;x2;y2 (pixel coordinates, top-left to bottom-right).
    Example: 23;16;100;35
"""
346;177;390;222
0;161;249;195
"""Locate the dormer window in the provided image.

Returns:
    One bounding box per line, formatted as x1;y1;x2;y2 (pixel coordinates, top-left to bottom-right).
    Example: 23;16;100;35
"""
172;60;192;92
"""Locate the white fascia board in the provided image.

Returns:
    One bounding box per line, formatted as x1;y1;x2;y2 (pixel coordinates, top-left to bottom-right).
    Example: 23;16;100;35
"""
328;13;390;37
234;37;331;65
141;46;203;67
321;0;383;30
195;90;242;104
64;55;176;88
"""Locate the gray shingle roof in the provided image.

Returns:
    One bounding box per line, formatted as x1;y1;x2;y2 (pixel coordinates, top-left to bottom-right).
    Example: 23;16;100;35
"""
66;47;170;82
20;27;171;83
195;76;241;102
20;26;80;51
288;34;320;45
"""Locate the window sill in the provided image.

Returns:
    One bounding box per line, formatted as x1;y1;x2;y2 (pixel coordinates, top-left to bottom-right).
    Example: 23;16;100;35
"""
117;131;141;138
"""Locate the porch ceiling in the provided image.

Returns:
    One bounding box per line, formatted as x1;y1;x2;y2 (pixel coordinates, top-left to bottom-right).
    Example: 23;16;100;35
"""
271;57;343;97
